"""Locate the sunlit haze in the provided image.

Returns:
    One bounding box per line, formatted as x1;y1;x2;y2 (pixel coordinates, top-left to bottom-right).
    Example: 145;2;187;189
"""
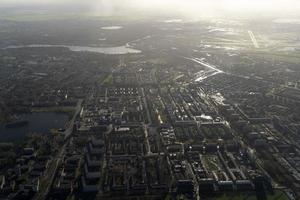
1;0;300;19
0;0;300;199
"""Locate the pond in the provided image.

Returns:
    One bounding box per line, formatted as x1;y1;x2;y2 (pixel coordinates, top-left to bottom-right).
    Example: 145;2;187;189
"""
0;112;69;143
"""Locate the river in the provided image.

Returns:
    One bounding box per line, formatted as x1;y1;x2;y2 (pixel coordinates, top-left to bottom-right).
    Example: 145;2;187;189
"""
3;44;141;55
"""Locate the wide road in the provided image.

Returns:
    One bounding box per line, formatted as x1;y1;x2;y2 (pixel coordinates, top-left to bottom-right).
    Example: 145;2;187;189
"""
34;99;83;200
139;87;153;155
33;140;68;200
248;30;260;48
64;99;83;139
184;57;224;82
140;87;152;125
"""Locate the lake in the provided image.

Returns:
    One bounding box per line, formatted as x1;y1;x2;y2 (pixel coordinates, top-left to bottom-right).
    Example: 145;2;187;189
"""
3;44;141;55
101;26;123;30
0;112;69;142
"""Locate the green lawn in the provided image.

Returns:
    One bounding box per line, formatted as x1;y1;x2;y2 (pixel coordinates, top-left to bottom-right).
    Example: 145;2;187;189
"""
102;74;113;85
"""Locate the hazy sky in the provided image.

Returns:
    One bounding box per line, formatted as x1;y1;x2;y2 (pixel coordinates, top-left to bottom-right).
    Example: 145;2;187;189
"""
1;0;300;19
